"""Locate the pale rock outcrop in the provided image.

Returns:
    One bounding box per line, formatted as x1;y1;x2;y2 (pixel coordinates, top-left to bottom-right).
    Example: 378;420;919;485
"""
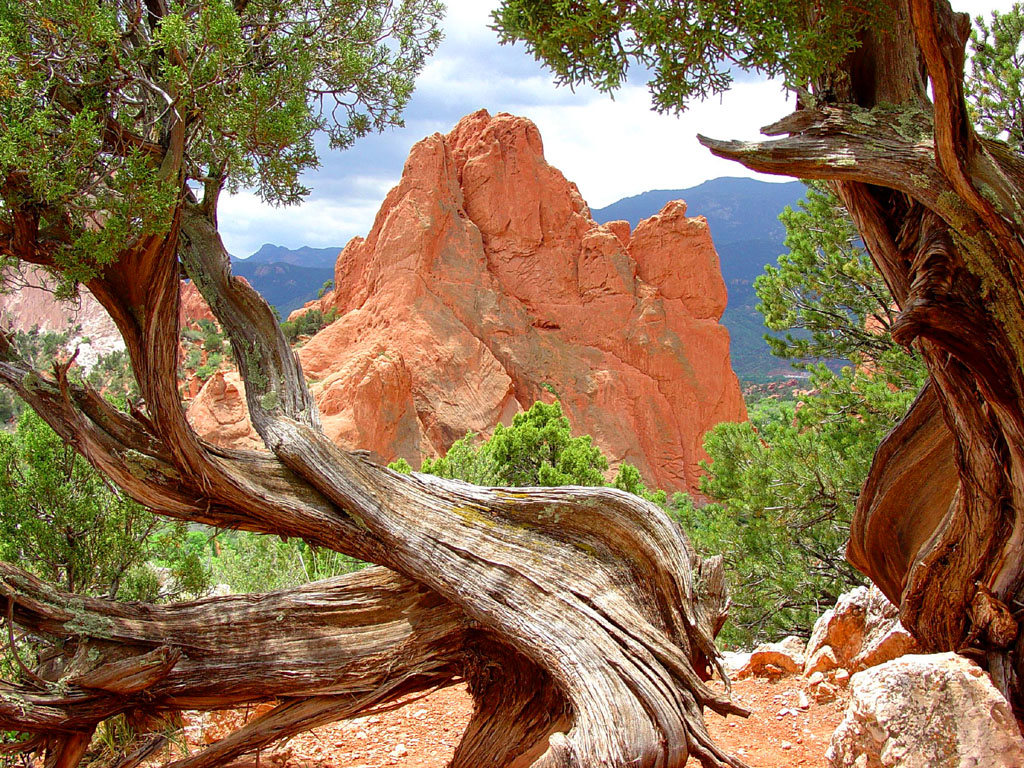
187;371;262;451
804;585;919;677
283;110;745;489
735;635;806;679
0;266;123;370
807;671;839;703
827;652;1024;768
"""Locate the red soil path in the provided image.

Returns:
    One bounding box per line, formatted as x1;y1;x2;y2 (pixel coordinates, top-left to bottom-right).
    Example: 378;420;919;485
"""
175;675;849;768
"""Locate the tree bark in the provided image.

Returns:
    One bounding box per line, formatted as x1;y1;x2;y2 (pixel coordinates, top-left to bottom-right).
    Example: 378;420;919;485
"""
0;189;748;766
703;0;1024;716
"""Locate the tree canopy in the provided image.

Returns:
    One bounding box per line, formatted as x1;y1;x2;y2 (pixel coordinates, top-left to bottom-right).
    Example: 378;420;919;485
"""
5;0;1024;765
492;0;886;111
496;0;1024;725
0;408;207;601
0;0;443;280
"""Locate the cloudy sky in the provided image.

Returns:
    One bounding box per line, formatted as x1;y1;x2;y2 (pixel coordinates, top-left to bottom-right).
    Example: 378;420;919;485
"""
219;0;1009;259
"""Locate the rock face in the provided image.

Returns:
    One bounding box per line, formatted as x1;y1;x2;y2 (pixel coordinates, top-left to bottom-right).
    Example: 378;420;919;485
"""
804;585;919;677
179;280;219;327
735;636;806;679
0;266;124;370
827;652;1024;768
280;110;745;491
188;371;262;451
732;585;919;687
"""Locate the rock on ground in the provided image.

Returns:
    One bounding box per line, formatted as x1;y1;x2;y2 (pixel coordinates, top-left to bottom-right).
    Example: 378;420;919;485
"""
803;585;919;677
0;264;124;370
736;635;806;679
827;652;1024;768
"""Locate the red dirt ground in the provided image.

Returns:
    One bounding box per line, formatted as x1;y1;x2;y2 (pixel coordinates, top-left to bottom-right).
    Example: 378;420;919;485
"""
172;675;850;768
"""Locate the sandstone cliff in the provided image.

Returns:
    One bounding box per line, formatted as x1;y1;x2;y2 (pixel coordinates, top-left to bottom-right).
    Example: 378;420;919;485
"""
0;266;124;370
193;110;746;492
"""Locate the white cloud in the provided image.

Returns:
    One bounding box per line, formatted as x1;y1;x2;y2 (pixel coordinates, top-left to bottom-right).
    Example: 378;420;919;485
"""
219;0;1009;252
218;192;380;258
520;80;792;209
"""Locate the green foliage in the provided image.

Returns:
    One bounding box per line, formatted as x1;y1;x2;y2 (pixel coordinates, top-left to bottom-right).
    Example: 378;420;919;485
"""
756;183;901;367
492;0;887;113
673;186;927;648
0;0;444;281
84;348;140;401
612;463;666;505
196;352;223;380
317;280;334;299
184;346;202;371
203;329;224;355
676;361;923;647
281;307;338;342
0;410;209;600
968;4;1024;151
212;532;363;594
416;401;610;488
388;457;413;474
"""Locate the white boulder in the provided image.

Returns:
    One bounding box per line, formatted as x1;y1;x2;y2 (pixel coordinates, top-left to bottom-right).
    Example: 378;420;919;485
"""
827;652;1024;768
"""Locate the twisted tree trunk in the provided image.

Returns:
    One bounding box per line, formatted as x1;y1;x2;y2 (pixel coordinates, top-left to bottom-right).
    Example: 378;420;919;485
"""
703;0;1024;716
0;169;748;765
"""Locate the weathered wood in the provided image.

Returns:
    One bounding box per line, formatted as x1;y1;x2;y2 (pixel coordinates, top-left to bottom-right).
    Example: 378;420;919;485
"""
847;383;958;603
0;500;740;768
1;7;742;768
704;0;1024;716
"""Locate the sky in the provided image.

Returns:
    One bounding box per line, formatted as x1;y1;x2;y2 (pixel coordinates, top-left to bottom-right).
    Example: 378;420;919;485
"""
219;0;1012;259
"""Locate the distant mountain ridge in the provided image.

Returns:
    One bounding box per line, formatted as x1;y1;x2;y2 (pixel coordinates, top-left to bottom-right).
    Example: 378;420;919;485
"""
228;179;806;379
594;177;806;380
239;243;341;269
228;245;340;316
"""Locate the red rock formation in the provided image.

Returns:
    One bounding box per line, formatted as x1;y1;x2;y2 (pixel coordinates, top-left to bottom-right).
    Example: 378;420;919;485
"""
187;371;262;451
282;109;746;492
179;280;219;328
0;266;124;369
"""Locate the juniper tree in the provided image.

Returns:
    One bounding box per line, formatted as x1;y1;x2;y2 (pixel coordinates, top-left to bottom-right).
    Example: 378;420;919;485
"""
496;0;1024;718
0;2;741;767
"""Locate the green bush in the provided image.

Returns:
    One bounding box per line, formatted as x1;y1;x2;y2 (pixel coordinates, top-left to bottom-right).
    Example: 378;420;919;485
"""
0;410;210;601
414;401;610;488
184;346;202;370
212;532;363;593
281;307;339;342
203;330;224;355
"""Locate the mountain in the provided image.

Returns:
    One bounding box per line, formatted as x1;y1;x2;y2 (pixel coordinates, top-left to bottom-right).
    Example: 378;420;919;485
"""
241;243;341;269
229;259;335;317
594;177;806;380
189;110;746;492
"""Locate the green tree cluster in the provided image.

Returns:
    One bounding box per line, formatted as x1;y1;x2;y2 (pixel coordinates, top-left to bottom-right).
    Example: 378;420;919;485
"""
756;182;902;368
280;307;339;343
0;410;209;601
211;532;364;594
0;0;444;286
393;400;665;502
674;185;927;647
968;4;1024;151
